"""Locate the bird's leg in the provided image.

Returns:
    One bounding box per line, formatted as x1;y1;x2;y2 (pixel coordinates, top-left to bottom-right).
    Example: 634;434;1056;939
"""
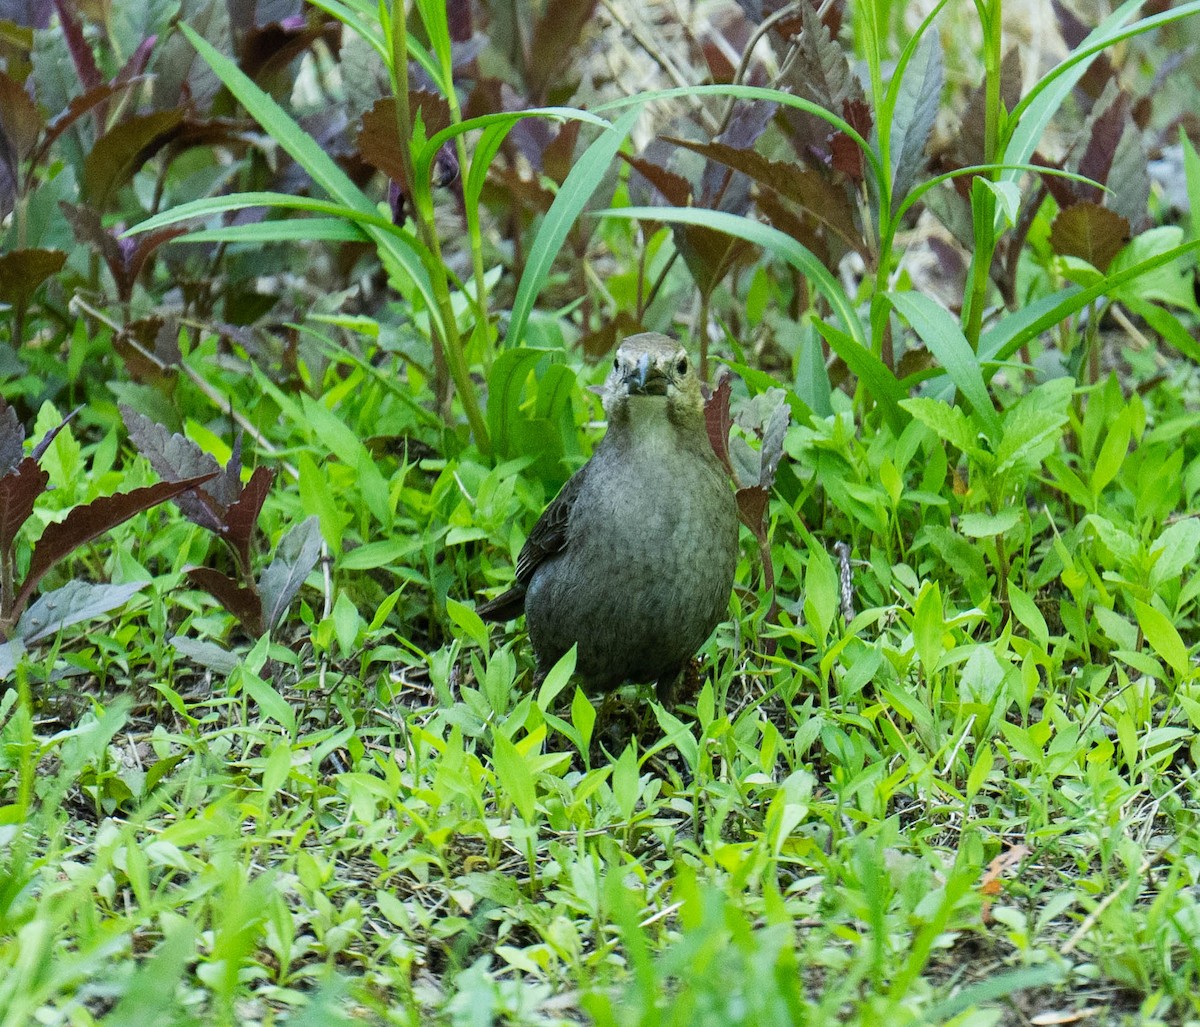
655;670;683;706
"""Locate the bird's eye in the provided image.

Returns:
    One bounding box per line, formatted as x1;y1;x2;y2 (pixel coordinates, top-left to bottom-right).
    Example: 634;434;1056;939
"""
613;356;620;371
675;355;688;375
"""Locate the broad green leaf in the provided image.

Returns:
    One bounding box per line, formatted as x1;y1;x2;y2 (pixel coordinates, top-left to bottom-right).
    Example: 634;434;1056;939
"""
1007;583;1049;650
487;348;554;458
899;398;985;459
446;598;490;653
537;646;577;711
1090;406;1133;499
890;292;999;437
240;668;297;736
491;730;537;823
804;545;839;645
958;509;1021;538
912;580;945;677
611;742;639;821
1133;599;1190;677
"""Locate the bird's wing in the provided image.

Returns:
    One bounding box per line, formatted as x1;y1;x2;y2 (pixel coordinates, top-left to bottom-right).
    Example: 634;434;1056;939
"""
513;467;587;585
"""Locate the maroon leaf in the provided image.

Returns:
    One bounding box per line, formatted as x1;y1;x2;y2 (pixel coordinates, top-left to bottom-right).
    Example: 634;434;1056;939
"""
704;373;735;476
1052;0;1114;102
578;311;644;360
60;200;129;293
33;79;145;169
780;1;865;161
121;407;224;530
81;108;185;207
622;152;692;207
53;0;102;94
735;484;770;538
358;93;452;189
186;567;264;636
114;318;182;384
525;0;597;100
1076;89;1129;203
13;471;217;618
0;69;44;160
124;225;187;289
114;35;158;89
1049;201;1129;273
952;47;1022;170
666;135;862;254
224;465;274;570
541;119;582;186
830;98;872;180
0;248;65;308
755;186;830;266
0;456;49;553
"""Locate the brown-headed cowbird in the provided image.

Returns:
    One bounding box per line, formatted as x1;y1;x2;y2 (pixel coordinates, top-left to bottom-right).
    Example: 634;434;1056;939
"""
477;333;738;703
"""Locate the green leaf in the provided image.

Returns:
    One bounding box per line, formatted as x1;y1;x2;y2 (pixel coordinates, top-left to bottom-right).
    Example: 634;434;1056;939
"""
804;546;839;645
899;398;985;459
995;377;1074;476
491;730;537;823
446;598;490;653
813;318;907;433
487;348;554;458
1007;583;1049;650
889;292;999;438
1090;406;1133;499
508;107;638;349
571;687;596;757
537;646;577;711
240;668;297;736
176;218;370;244
913;580;945;676
958;509;1021;538
1133;599;1190;677
611;742;639;821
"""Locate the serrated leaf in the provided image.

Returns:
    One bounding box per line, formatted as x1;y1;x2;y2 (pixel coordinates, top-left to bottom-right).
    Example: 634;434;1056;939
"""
0;456;47;551
16;579;148;643
121;407;224;530
666;136;862;254
889;31;943;203
11;472;216;619
899;398;985;458
1049;201;1129;273
186;567;263;635
259;515;321;633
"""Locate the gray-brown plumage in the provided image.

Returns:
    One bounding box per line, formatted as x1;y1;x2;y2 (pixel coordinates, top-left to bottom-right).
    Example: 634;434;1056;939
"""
477;332;739;703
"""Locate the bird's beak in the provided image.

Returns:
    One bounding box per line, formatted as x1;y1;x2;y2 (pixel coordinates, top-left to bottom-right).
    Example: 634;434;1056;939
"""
627;353;668;395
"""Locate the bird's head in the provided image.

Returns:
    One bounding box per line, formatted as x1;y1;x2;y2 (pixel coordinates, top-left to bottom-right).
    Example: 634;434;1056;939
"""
602;333;703;426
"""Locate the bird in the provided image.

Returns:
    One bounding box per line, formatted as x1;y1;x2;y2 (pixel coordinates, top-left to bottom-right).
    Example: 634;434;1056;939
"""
476;332;739;704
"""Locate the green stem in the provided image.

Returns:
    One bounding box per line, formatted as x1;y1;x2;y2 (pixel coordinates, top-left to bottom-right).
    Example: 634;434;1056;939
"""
388;3;491;454
963;0;1003;351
